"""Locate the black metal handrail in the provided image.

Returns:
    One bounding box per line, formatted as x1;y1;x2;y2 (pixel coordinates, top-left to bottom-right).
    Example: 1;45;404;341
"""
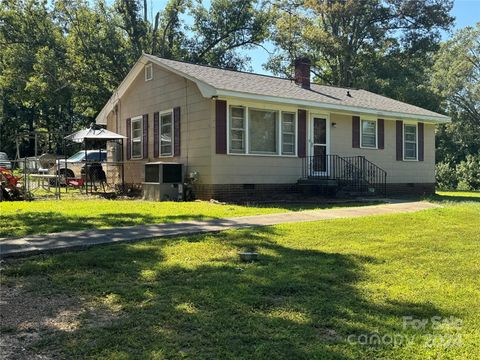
301;154;387;196
343;156;387;196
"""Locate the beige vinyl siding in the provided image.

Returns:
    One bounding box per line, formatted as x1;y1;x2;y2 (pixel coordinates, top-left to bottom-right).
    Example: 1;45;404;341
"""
329;113;435;183
109;63;213;184
210;98;302;184
209;99;435;185
210;155;302;184
108;67;436;187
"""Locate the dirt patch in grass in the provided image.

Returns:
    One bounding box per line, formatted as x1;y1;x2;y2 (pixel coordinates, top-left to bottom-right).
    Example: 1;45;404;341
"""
0;282;123;359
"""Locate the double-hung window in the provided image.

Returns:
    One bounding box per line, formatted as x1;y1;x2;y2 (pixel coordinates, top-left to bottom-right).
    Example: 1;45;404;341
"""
229;107;246;153
131;116;143;158
281;112;296;155
160;111;173;156
361;119;377;148
404;123;418;160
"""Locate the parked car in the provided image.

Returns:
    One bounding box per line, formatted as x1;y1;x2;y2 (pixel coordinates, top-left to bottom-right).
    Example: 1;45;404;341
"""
52;150;107;180
0;152;12;170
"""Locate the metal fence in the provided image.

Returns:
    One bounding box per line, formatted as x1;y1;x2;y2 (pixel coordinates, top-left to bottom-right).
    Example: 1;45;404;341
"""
1;142;130;201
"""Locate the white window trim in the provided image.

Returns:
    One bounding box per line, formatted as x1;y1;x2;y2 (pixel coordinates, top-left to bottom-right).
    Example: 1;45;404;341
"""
159;109;174;157
360;118;378;149
131;115;143;159
403;121;418;161
281;111;298;156
226;102;298;157
145;63;153;81
229;106;247;154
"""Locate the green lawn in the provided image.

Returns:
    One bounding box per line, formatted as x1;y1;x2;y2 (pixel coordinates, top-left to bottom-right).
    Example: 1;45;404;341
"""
434;190;480;199
0;198;375;238
2;193;479;359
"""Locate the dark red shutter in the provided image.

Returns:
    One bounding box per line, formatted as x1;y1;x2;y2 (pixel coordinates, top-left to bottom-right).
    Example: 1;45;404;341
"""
297;109;307;158
174;106;181;156
378;119;385;149
396;120;403;161
418;122;424;161
352;116;360;148
142;114;148;159
126;118;131;160
215;100;227;154
153;112;159;157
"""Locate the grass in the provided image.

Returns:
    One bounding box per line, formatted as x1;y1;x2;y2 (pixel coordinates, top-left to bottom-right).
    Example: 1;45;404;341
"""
0;197;376;238
434;190;480;199
2;192;479;359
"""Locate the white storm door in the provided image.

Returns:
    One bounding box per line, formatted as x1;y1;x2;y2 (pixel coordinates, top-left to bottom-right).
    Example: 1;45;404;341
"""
310;116;329;176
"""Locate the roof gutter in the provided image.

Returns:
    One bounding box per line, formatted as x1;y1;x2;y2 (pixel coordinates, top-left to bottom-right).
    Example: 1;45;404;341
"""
214;89;451;123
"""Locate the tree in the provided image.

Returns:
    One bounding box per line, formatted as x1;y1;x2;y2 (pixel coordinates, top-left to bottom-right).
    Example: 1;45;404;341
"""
267;0;453;89
152;0;191;59
432;23;480;127
432;23;480;171
0;0;71;156
114;0;271;70
186;0;271;69
0;0;272;157
114;0;149;59
55;0;134;120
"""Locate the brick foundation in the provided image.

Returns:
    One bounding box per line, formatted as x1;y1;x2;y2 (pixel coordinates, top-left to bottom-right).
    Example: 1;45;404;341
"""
385;183;435;196
192;183;299;202
191;182;436;201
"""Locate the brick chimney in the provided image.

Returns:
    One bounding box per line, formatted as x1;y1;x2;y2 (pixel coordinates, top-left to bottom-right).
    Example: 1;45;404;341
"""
294;57;311;89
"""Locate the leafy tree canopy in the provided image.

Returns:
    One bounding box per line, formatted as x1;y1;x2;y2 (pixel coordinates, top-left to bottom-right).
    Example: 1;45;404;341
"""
433;23;480;173
0;0;270;156
267;0;454;87
432;23;480;127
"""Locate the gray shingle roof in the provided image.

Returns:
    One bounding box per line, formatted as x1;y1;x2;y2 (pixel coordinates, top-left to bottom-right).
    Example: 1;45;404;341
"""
146;54;449;121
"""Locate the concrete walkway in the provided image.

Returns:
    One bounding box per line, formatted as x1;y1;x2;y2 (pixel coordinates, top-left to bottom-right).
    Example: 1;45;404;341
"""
0;201;439;258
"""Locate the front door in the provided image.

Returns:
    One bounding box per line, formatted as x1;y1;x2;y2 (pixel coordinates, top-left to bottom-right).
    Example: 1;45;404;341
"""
310;115;329;176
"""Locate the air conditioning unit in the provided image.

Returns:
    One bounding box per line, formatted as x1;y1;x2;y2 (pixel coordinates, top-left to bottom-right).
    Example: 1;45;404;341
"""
143;162;183;201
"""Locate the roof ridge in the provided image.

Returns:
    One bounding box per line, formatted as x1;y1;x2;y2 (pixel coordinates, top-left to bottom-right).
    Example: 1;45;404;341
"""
145;53;298;82
146;54;368;92
310;83;360;91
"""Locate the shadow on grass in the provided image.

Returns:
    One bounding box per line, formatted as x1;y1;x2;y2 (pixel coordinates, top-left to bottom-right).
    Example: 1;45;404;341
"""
3;226;452;359
426;193;480;204
384;191;480;205
0;212;220;238
248;200;384;212
0;201;381;238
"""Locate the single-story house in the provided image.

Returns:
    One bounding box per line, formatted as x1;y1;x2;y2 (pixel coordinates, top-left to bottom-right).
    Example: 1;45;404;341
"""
95;54;450;200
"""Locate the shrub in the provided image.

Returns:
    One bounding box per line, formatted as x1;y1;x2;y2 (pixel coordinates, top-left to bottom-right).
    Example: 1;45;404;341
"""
436;162;458;190
456;154;480;191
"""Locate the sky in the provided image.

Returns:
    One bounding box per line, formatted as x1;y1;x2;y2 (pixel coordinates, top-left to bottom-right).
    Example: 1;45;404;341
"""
143;0;480;75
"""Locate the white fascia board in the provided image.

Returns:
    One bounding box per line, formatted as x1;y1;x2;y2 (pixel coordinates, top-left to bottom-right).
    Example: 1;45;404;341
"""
215;90;451;124
96;54;217;125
